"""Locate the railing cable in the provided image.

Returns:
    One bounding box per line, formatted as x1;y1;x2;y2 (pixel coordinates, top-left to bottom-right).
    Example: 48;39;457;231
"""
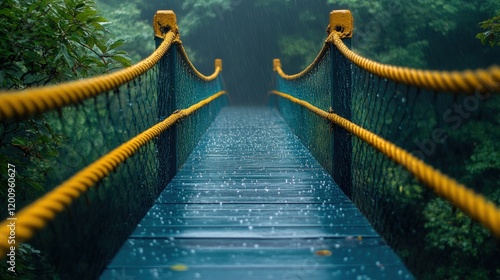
0;90;226;256
0;31;176;121
271;90;500;238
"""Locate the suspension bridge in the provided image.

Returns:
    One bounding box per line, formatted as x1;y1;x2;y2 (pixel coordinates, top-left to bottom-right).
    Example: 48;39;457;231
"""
0;9;499;280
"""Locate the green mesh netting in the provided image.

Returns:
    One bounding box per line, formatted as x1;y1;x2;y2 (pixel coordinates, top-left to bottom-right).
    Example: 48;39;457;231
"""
273;47;335;175
271;41;500;279
0;37;226;279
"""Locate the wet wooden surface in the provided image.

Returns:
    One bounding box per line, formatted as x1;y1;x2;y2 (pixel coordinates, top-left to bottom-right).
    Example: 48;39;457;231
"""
101;107;413;280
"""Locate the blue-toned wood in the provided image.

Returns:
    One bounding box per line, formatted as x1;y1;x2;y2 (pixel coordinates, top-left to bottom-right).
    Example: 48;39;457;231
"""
101;107;413;280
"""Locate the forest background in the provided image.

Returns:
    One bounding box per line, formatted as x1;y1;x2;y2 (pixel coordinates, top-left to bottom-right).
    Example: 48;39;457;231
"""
97;0;500;104
0;0;499;279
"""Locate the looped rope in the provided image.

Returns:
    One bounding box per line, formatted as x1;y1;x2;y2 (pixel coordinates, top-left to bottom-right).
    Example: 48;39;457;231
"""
274;32;499;95
274;44;330;80
175;39;222;81
0;31;224;121
271;90;500;239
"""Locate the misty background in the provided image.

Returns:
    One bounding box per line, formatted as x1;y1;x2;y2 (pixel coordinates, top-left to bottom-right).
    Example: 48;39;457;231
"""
0;1;499;279
97;0;499;105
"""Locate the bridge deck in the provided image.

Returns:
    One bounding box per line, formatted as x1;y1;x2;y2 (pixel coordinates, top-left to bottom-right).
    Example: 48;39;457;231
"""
101;107;413;279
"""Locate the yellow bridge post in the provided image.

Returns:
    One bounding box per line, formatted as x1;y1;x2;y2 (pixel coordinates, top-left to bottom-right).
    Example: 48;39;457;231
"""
329;10;354;197
155;10;179;187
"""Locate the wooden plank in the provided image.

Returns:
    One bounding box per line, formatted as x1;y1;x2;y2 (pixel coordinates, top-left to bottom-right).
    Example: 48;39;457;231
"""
101;107;413;279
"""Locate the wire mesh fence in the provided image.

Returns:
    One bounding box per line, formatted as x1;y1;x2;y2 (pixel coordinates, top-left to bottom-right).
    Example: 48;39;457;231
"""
271;23;500;279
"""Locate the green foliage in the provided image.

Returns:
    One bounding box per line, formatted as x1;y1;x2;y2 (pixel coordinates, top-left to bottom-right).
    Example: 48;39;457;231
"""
423;194;500;280
0;0;132;208
424;199;489;256
0;244;57;280
329;0;500;68
466;139;500;179
96;0;154;62
254;0;291;7
374;40;429;68
177;0;239;36
0;0;498;277
279;35;321;70
0;0;131;90
477;13;500;47
0;117;66;208
0;1;131;277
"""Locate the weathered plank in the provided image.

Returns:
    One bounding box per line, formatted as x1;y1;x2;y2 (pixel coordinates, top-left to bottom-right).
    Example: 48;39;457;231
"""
101;107;413;279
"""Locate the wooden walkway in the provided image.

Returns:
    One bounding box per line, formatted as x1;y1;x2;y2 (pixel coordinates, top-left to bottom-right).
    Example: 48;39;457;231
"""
101;107;413;279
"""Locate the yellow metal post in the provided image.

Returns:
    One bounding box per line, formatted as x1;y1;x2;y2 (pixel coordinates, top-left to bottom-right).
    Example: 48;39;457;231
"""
328;10;353;38
215;59;223;71
155;10;179;188
154;10;179;38
329;10;353;197
273;59;281;72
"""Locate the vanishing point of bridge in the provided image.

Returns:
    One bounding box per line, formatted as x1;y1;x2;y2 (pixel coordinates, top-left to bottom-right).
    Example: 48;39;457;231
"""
0;9;499;280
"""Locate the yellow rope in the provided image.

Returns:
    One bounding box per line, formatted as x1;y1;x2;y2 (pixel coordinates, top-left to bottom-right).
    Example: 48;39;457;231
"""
0;31;176;121
271;90;500;238
274;43;330;80
175;39;222;81
328;33;500;94
0;90;227;256
274;32;499;94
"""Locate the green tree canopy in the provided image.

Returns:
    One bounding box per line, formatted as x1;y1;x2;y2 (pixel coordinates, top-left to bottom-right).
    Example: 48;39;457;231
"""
477;13;500;47
0;2;131;276
0;0;130;90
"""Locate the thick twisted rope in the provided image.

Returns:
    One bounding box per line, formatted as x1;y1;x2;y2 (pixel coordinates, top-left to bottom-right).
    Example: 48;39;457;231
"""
274;33;499;95
0;90;227;256
328;33;499;94
175;38;222;81
0;31;177;121
271;90;500;238
274;44;330;80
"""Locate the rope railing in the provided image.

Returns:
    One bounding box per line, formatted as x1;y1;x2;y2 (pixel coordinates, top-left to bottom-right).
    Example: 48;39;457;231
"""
271;90;500;238
176;40;222;82
0;11;227;277
328;33;500;95
272;47;329;80
273;11;499;95
0;31;175;121
0;90;226;256
0;11;223;122
152;10;222;83
274;36;500;94
272;10;500;242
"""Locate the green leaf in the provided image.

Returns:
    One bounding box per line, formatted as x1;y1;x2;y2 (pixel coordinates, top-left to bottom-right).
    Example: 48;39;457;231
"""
89;16;108;23
0;8;12;16
60;44;74;69
11;137;28;147
111;54;131;67
95;41;107;53
107;39;125;50
75;10;95;22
